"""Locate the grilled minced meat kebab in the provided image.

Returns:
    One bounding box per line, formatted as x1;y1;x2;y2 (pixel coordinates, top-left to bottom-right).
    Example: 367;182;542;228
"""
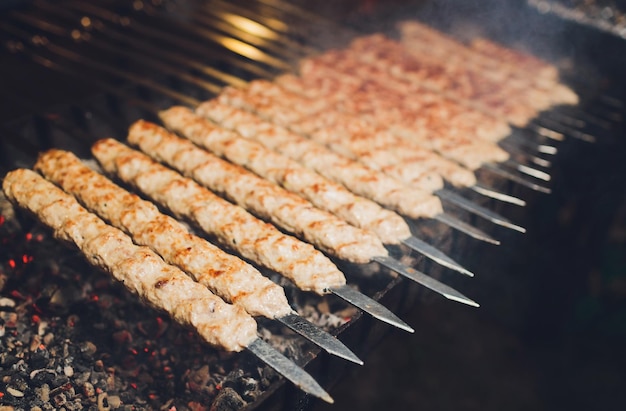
195;100;450;218
341;34;567;127
35;149;292;319
159;106;412;244
127;120;388;264
92;138;348;295
396;21;577;103
2;169;258;352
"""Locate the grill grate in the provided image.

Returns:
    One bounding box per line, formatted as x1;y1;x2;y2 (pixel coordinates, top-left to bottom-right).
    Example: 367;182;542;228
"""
1;0;625;409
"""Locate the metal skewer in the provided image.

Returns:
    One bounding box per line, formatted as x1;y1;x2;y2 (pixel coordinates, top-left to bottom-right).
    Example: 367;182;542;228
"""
501;159;552;182
401;236;474;277
506;131;559;156
275;314;363;364
434;213;500;245
372;256;479;307
528;123;566;142
500;141;552;168
481;163;552;194
545;109;612;130
532;117;597;143
329;285;414;333
435;189;526;233
470;184;527;207
247;338;333;403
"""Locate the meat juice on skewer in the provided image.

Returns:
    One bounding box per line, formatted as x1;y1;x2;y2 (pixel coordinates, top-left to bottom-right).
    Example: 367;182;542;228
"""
35;149;362;365
92;138;415;332
124;121;478;307
1;169;333;403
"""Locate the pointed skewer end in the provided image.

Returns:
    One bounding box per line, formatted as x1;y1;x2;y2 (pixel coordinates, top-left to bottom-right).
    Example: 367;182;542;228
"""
320;392;335;404
374;256;477;313
401;236;474;278
459;267;475;278
276;313;363;365
446;294;480;308
329;285;414;334
435;213;501;245
436;189;526;235
471;185;527;207
513;226;527;234
247;338;334;403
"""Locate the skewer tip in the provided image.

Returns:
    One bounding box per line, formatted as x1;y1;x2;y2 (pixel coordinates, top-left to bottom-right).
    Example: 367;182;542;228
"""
277;313;363;365
471;185;527;207
319;392;335;404
401;236;475;277
435;213;501;245
446;294;480;308
247;338;334;403
458;267;475;278
329;285;415;333
374;256;480;309
436;189;526;236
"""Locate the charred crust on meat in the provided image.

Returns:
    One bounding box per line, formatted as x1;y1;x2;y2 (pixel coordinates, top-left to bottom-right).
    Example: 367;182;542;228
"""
154;279;169;289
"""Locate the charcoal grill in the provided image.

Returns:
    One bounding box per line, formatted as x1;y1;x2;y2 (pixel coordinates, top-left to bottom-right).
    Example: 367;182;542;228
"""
1;0;625;410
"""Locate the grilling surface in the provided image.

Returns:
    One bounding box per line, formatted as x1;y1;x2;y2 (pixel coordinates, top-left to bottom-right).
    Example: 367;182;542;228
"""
1;0;624;410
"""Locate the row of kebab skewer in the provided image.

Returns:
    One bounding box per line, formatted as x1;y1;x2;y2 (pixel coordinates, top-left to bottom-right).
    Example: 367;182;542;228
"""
2;21;577;403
